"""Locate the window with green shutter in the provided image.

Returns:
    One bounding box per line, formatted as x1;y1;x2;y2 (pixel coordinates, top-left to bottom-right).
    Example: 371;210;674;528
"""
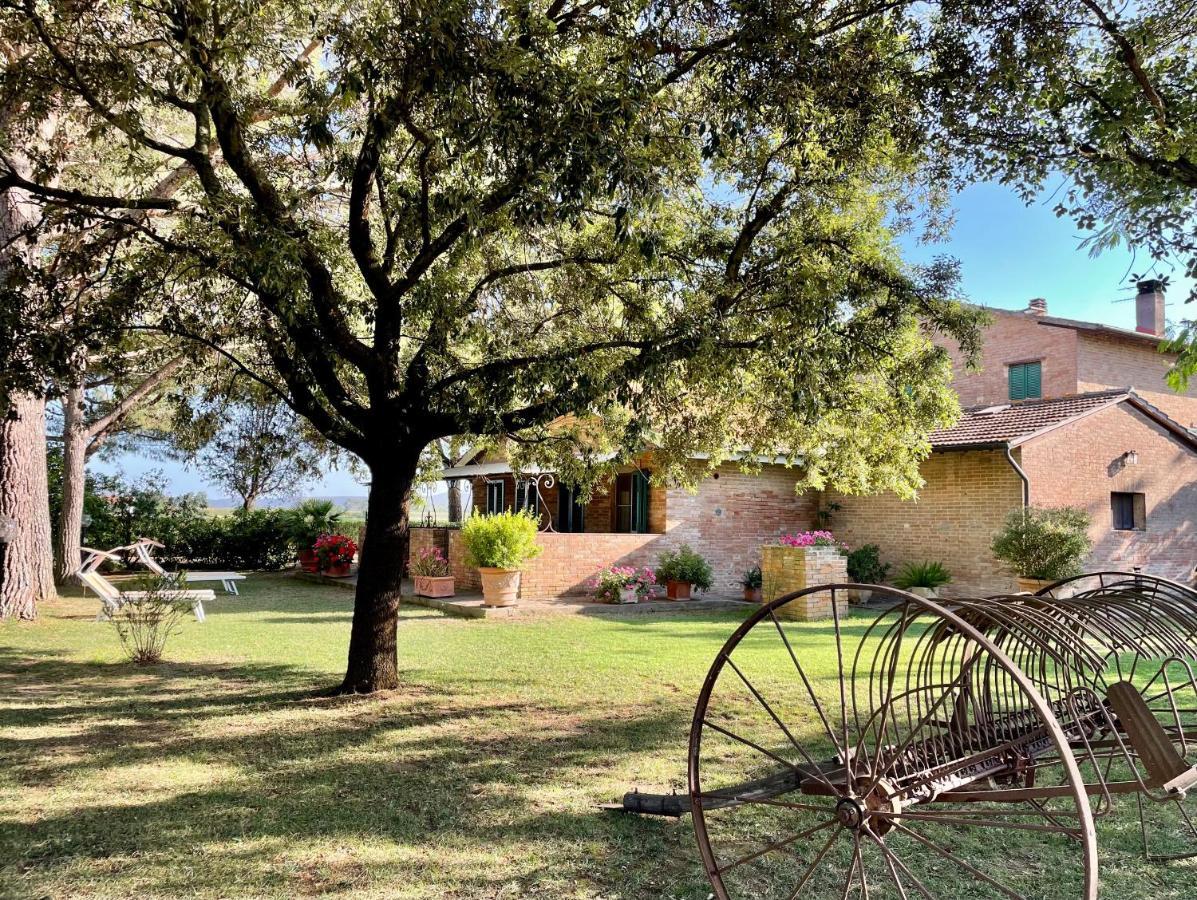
1008;361;1042;401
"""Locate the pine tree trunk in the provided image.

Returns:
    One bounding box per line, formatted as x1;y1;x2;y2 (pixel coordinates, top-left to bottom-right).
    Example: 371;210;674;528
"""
447;478;462;523
338;453;418;694
55;381;87;584
0;393;56;619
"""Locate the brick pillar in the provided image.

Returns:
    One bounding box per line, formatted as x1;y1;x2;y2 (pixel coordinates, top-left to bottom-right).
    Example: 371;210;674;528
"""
761;545;848;621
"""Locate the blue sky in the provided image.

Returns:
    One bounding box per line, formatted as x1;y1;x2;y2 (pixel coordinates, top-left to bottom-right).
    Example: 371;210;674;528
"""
92;180;1194;500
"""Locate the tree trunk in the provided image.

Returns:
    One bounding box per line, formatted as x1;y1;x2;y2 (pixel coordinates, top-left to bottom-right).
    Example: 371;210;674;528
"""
338;452;418;693
54;381;87;584
447;478;462;523
0;393;56;618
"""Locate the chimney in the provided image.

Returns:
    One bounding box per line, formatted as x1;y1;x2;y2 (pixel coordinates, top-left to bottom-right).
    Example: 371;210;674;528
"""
1026;297;1048;316
1135;279;1166;336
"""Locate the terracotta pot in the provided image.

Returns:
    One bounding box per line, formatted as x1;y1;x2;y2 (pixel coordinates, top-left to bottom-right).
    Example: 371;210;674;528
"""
1016;576;1055;595
480;567;521;607
618;586;639;605
414;575;455;598
323;562;352;577
743;586;762;603
298;549;319;573
666;580;692;600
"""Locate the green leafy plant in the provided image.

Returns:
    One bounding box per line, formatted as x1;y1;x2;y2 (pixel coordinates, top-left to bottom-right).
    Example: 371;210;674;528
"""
283;499;341;550
108;574;193;665
893;561;952;590
846;544;890;584
409;547;451;578
991;506;1092;581
656;545;713;592
459;510;543;570
740;565;762;589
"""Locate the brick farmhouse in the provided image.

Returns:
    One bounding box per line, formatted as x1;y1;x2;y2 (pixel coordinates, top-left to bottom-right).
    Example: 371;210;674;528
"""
424;280;1197;599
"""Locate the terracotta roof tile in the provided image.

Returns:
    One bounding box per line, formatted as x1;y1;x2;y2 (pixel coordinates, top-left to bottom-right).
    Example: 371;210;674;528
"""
930;389;1129;449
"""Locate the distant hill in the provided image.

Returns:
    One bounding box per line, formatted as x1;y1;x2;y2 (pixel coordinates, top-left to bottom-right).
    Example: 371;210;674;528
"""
207;491;449;519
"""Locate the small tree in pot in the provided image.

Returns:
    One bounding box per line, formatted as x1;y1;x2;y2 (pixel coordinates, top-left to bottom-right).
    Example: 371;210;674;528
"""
460;510;542;607
893;561;952;599
991;506;1092;593
740;565;763;603
846;544;890;604
656;545;713;600
284;499;341;572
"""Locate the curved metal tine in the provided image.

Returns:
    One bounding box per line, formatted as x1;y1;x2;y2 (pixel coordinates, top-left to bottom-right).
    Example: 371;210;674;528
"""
768;606;847;761
718;652;842;796
784;824;845;900
871;808;1081;836
852;607;906;783
854;604;915;787
714;817;837;877
889;820;1027;900
830;587;854;783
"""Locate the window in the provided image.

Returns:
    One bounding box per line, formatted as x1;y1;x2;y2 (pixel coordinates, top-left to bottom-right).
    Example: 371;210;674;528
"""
557;485;586;533
1008;361;1042;401
514;479;539;515
485;480;505;515
1111;492;1146;531
614;471;650;533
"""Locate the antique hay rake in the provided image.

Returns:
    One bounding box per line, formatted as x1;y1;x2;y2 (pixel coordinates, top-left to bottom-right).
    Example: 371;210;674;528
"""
618;572;1197;898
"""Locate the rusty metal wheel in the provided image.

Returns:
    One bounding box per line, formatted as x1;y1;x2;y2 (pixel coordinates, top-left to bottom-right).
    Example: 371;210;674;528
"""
688;583;1097;899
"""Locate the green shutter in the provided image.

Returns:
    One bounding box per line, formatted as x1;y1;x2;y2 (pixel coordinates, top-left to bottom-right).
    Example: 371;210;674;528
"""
1025;362;1041;398
632;471;650;533
1009;364;1026;401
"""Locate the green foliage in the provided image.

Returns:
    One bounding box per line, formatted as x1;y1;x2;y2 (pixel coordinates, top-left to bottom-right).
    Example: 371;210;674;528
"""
282;500;341;550
739;566;762;589
655;545;713;592
846;544;890;585
991;506;1093;581
107;573;193;665
893;561;952;590
171;510;295;571
459;511;542;570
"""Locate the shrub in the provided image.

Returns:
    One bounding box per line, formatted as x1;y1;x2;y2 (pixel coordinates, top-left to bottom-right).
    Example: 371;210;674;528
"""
314;533;357;570
893;561;952;590
778;530;846;550
991;506;1092;581
283;499;341;551
165;509;294;571
588;566;656;603
410;547;451;577
459;510;543;569
108;574;193;665
656;545;714;591
740;565;762;589
846;544;890;584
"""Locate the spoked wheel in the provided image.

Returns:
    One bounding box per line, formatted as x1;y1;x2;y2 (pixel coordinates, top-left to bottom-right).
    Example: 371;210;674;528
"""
688;584;1097;899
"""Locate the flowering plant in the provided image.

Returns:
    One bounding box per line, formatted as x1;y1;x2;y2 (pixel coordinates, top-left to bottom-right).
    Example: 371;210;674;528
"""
778;530;845;550
588;565;656;603
410;547;451;577
314;533;357;569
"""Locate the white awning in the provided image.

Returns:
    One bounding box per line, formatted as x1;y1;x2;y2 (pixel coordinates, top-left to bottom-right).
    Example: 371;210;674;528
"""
440;462;547;480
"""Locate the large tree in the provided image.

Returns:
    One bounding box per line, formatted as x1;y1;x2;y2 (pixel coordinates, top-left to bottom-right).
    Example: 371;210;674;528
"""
2;0;987;691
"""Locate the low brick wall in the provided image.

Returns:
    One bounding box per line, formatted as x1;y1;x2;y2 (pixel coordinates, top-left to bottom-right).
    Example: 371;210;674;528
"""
761;545;849;621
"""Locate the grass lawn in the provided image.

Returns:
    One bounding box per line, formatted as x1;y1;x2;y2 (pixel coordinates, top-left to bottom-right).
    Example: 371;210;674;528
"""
2;575;1196;898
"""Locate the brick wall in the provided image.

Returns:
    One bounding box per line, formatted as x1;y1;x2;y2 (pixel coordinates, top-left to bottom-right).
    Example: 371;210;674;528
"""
1074;332;1197;428
826;449;1024;597
1019;402;1197;584
945;310;1079;407
423;460;815;600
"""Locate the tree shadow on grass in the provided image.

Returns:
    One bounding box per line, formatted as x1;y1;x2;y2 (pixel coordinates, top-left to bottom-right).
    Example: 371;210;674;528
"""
0;652;707;898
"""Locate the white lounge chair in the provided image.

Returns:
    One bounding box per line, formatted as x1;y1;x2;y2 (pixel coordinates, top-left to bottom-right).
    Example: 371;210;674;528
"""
78;547;213;622
130;538;246;595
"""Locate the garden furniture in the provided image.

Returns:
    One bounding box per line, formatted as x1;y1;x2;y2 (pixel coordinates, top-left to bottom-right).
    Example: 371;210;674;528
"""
78;547;213;622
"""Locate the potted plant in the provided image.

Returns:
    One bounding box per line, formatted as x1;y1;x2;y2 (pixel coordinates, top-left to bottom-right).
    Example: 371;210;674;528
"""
740;565;763;602
284;500;341;572
314;533;357;577
846;544;890;604
459;510;542;607
589;566;656;604
656;545;713;600
892;561;952;598
410;547;454;598
991;506;1092;593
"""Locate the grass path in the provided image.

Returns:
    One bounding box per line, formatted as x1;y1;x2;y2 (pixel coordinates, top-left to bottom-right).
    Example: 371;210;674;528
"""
2;575;1196;897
